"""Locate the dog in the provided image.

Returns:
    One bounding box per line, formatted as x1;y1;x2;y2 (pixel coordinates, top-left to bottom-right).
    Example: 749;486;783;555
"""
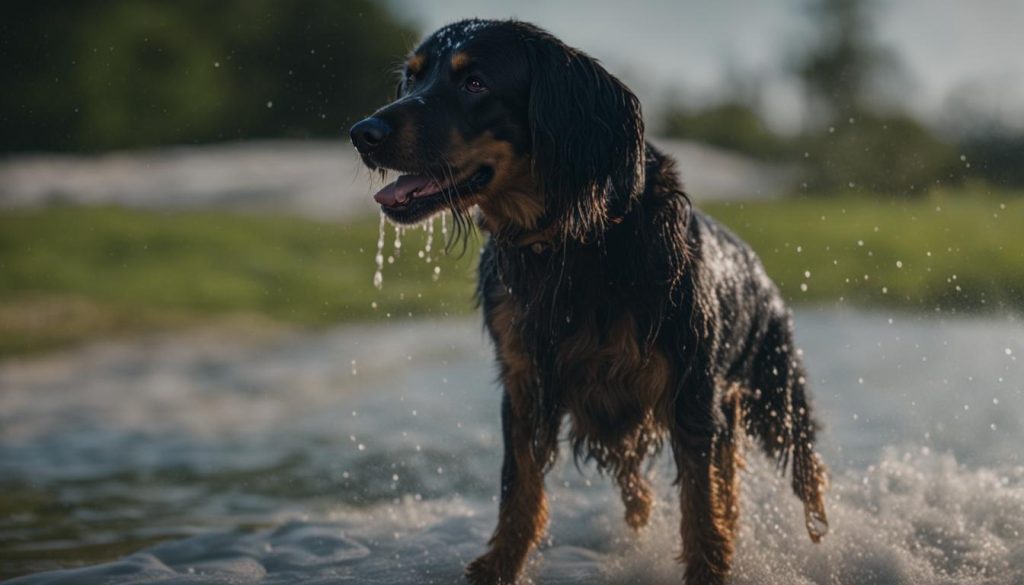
350;19;829;585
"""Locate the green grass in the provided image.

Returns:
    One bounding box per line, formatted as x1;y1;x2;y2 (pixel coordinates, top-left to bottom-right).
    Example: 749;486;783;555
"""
0;192;1021;355
0;206;478;355
707;192;1024;311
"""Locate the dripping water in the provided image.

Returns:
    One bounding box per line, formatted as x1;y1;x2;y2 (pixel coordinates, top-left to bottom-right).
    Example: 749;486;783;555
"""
372;212;386;290
419;217;435;264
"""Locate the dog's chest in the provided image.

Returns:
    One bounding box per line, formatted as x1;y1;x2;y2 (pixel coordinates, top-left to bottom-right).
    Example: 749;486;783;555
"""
491;296;674;440
554;314;673;438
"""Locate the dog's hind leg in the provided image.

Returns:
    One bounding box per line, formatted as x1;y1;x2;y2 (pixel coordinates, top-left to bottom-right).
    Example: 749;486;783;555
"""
715;388;744;542
673;433;739;585
671;399;740;585
747;314;829;542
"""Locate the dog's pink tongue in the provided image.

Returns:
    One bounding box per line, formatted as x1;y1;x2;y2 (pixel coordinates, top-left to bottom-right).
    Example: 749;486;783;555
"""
374;174;435;207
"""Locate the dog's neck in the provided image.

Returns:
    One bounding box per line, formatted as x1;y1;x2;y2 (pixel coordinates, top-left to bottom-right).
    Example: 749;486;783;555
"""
475;180;554;252
476;187;544;233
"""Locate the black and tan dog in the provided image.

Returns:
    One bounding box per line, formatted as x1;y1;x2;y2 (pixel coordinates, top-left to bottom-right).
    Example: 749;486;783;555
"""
350;19;829;585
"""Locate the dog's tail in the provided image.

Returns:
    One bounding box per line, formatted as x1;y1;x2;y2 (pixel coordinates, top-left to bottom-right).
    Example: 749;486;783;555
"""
746;314;829;542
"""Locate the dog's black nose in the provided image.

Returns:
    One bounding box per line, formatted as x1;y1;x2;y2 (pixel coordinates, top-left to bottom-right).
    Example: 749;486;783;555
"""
350;117;391;154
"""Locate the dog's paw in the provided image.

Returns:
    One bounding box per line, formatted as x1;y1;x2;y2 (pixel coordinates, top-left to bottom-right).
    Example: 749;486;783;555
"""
804;504;829;543
621;480;654;530
623;497;652;530
683;560;728;585
465;551;515;585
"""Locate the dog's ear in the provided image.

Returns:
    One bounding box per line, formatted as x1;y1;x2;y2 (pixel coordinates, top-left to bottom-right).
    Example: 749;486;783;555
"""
525;33;645;241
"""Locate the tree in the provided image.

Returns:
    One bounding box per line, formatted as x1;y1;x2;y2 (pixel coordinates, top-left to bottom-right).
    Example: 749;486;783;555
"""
794;0;897;127
0;0;417;152
662;102;789;160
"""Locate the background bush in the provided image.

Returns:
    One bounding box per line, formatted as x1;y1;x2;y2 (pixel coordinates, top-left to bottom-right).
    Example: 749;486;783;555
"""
0;0;416;152
800;112;961;195
662;101;791;160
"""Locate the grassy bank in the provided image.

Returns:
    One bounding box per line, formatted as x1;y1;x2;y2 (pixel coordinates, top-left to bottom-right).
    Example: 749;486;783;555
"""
1;192;1021;355
0;207;477;355
710;192;1023;312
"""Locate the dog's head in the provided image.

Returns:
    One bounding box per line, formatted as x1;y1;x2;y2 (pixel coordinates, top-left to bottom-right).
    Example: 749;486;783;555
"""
350;19;645;240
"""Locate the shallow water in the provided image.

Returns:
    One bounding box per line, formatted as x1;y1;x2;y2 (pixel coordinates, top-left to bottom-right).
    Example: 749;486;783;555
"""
2;309;1023;584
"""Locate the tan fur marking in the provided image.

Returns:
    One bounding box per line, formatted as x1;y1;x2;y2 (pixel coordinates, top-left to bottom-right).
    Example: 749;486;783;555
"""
405;53;425;75
560;312;674;442
674;389;745;585
488;297;535;416
450;51;471;73
616;425;655;530
677;448;733;585
713;389;744;544
444;131;545;232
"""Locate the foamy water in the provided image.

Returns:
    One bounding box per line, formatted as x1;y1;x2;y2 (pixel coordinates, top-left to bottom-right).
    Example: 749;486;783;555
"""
2;310;1022;583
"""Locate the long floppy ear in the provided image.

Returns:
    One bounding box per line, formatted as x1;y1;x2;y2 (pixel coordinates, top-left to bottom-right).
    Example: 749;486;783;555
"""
525;31;645;241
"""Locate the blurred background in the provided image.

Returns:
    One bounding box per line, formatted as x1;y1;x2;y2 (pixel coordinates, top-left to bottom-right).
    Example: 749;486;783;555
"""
2;1;1023;584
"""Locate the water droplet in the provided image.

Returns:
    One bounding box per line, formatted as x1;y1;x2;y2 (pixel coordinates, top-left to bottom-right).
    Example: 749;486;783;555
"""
373;212;386;290
423;217;435;262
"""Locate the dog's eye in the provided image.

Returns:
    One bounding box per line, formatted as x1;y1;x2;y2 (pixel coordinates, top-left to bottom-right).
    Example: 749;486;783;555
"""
463;76;488;94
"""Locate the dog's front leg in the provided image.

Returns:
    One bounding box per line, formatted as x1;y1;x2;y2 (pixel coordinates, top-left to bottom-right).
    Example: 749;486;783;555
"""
466;392;556;585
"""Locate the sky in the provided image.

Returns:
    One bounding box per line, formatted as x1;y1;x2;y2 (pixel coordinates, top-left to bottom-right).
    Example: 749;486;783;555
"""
390;0;1024;133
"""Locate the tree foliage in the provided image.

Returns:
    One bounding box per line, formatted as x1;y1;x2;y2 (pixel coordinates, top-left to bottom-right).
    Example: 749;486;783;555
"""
662;102;790;160
0;0;417;152
793;0;897;125
802;114;959;195
791;0;959;195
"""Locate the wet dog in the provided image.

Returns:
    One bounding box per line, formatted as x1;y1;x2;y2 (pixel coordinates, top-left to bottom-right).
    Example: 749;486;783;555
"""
350;19;829;585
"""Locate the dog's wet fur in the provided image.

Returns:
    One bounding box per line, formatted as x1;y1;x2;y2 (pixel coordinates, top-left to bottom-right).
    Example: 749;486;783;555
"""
351;19;829;585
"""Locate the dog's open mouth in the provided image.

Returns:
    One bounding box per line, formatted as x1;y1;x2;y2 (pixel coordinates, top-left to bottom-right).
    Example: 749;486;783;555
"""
373;167;493;224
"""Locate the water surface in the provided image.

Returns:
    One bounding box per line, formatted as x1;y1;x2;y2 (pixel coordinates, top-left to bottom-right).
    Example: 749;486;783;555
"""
2;310;1022;583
